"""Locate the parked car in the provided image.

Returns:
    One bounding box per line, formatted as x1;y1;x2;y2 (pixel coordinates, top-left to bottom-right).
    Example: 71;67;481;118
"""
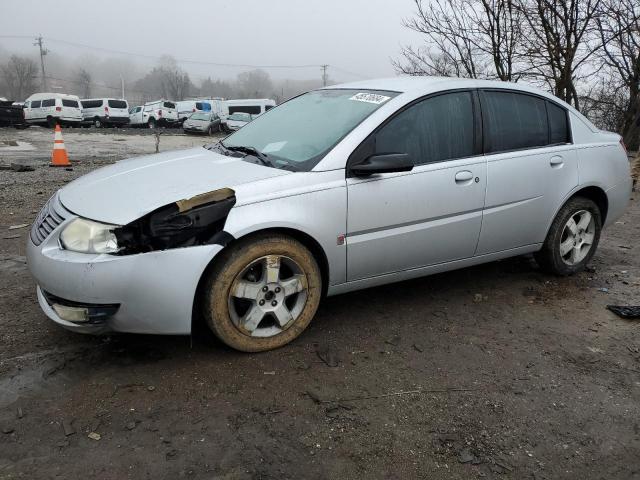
26;78;632;353
24;93;83;127
224;112;254;132
177;99;229;125
225;98;276;116
81;98;130;127
183;112;222;135
129;100;178;128
0;100;26;128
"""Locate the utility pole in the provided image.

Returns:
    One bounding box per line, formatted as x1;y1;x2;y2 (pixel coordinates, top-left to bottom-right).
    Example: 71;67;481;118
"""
34;35;48;91
120;74;125;99
321;64;329;87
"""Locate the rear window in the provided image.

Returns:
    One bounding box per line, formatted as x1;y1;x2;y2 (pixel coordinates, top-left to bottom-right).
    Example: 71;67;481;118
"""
31;100;41;108
81;99;102;108
42;99;55;107
62;99;79;108
163;102;175;109
108;99;127;109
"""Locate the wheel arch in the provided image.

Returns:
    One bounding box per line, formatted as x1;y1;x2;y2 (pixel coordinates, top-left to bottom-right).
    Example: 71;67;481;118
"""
543;184;609;241
190;226;331;333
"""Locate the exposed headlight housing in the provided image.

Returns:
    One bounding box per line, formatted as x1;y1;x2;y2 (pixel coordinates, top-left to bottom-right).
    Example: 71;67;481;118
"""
60;218;119;254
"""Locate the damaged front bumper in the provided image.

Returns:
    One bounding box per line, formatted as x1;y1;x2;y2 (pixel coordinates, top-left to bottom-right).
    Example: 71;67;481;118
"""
27;207;227;335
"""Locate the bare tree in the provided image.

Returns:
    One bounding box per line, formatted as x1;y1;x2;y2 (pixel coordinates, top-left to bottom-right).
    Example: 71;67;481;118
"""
1;55;38;100
595;0;640;149
518;0;602;110
237;69;274;98
394;0;523;80
75;68;92;98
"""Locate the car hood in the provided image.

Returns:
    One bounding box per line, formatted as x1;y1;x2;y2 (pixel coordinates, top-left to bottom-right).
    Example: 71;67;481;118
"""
59;147;289;225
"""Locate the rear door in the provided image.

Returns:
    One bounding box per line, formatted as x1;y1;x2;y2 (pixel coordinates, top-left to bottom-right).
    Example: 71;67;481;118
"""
346;90;487;280
476;90;578;254
41;98;56;118
61;98;81;121
107;99;129;118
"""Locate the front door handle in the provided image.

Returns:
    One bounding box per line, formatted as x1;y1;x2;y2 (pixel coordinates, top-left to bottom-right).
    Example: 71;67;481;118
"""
550;155;564;168
455;170;474;184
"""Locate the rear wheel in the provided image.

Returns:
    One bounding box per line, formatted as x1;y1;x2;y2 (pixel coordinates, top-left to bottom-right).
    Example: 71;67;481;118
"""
535;196;602;275
202;233;322;352
147;118;156;129
94;118;102;128
46;117;58;128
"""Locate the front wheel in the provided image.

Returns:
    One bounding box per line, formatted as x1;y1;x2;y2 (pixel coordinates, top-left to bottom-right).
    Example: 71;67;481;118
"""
534;196;602;275
202;234;322;352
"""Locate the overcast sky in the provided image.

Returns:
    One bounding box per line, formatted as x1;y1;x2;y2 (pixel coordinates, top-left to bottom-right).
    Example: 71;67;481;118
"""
0;0;423;83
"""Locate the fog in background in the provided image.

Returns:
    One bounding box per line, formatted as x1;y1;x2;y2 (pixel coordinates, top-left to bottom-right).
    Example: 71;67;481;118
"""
0;0;421;104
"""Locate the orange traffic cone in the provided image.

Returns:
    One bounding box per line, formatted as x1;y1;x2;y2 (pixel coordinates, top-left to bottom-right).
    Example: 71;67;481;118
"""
50;124;71;167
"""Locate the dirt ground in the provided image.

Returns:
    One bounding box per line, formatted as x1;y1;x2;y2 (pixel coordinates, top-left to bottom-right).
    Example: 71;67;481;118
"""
0;127;639;480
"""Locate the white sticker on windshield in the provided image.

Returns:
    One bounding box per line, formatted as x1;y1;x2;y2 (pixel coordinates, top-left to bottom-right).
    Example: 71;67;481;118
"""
350;93;391;105
263;141;287;153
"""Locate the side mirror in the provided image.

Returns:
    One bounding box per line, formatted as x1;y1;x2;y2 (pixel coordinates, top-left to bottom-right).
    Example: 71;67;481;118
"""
351;153;414;177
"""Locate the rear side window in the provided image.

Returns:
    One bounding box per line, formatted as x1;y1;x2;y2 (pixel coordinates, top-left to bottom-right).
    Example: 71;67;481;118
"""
265;105;274;111
108;99;127;109
62;99;79;108
42;99;55;107
547;101;570;144
163;102;175;109
229;105;261;115
31;100;41;108
375;91;475;165
482;91;548;153
81;100;102;108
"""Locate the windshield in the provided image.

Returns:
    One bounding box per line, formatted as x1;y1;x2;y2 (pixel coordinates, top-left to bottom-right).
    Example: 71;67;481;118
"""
222;89;398;171
229;113;252;122
190;113;210;120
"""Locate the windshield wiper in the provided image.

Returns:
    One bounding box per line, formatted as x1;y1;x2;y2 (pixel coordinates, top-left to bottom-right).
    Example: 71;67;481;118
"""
222;144;274;167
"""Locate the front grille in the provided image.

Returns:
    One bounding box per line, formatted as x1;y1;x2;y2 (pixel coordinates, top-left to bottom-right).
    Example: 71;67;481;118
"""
30;193;68;246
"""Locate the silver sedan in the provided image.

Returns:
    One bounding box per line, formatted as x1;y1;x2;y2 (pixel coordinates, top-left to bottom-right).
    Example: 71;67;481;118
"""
27;78;632;351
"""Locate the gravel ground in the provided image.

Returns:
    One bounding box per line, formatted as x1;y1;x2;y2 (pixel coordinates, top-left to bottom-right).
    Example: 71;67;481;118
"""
0;127;639;480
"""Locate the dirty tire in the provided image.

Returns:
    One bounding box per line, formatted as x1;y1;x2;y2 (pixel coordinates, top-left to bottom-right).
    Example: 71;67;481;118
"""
46;117;57;128
202;233;322;352
534;196;602;276
147;118;156;129
207;126;213;136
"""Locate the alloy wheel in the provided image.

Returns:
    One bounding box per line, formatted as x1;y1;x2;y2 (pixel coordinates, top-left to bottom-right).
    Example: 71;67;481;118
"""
559;209;596;265
228;255;308;338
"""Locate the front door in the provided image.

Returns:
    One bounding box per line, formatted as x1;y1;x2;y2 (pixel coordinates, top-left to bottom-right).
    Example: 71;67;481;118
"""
346;91;487;281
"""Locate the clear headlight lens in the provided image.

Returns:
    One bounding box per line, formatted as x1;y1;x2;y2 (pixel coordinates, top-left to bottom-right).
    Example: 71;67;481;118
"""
60;218;119;254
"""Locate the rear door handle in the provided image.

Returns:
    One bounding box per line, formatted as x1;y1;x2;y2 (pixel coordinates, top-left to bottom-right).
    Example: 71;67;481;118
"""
455;170;474;184
550;155;564;168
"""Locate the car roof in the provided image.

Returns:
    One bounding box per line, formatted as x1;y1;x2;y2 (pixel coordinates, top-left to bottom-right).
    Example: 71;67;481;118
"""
324;76;567;104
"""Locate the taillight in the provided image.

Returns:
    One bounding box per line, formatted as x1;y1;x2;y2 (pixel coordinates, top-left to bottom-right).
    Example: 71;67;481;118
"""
192;108;196;112
55;106;61;112
620;137;628;155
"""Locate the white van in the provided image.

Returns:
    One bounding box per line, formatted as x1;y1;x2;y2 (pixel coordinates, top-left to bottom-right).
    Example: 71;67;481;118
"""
176;99;228;124
225;98;276;116
81;98;130;127
129;100;178;128
24;93;83;127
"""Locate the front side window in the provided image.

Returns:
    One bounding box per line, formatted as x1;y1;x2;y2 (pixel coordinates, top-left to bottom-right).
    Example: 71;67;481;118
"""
375;91;475;165
42;99;55;107
482;91;548;153
222;89;398;171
